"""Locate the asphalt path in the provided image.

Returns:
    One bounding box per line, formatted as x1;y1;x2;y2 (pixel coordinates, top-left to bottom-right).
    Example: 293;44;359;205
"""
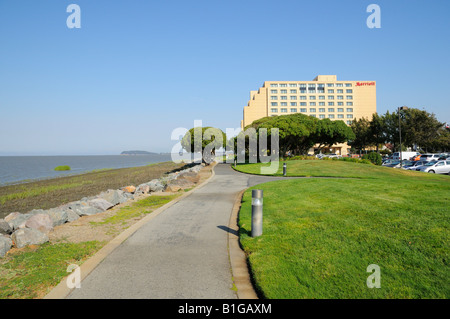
67;163;287;299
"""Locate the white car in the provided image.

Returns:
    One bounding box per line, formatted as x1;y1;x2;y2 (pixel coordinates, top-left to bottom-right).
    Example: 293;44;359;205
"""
420;154;441;162
416;160;450;174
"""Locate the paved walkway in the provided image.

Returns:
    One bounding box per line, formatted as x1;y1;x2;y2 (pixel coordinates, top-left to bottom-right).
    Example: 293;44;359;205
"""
66;163;286;299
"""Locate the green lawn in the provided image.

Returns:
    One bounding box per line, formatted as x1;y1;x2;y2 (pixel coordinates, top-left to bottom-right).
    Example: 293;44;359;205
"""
237;160;450;298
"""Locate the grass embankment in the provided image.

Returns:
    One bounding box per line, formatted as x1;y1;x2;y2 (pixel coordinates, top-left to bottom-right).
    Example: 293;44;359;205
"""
54;165;71;171
0;193;179;299
237;160;450;298
0;161;185;217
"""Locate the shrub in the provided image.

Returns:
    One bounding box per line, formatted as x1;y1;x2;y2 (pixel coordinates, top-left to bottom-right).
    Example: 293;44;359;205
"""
54;165;71;171
362;152;382;166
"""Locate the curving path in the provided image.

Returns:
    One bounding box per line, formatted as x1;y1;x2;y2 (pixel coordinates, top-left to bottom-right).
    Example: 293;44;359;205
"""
64;163;288;299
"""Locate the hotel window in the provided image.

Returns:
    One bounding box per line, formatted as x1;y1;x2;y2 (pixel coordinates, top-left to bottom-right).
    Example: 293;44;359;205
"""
290;102;297;106
290;96;297;100
281;108;288;113
271;102;278;106
328;95;334;100
300;96;307;100
346;89;353;93
327;83;334;87
336;83;343;87
337;102;344;106
319;114;325;119
270;96;277;100
300;108;307;113
290;108;297;112
319;108;325;112
270;90;278;94
309;89;316;94
328;114;335;119
328;102;334;106
280;102;287;106
310;102;316;106
280;89;287;94
345;83;352;87
299;84;306;88
310;108;316;112
308;84;316;88
346;96;353;100
318;84;325;88
319;102;325;106
300;102;307;106
347;120;352;125
271;108;278;113
347;114;354;118
338;114;344;119
310;114;316;118
347;102;353;106
328;108;335;112
328;89;334;94
289;83;297;87
346;108;353;112
270;84;278;87
280;83;287;87
281;96;287;100
290;89;297;94
319;96;325;100
337;108;344;112
337;96;343;100
337;89;343;93
310;96;316;100
300;89;306;94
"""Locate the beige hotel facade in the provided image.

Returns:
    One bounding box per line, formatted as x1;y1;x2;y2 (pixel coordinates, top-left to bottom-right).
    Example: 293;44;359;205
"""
241;75;376;156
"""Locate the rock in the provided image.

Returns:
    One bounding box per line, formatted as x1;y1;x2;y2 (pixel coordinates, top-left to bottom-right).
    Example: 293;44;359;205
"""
4;212;21;223
24;214;54;233
164;185;182;192
11;228;49;249
98;189;127;206
0;236;13;258
66;209;80;222
121;186;136;193
146;179;165;192
135;184;151;195
87;198;114;211
28;209;46;216
0;219;13;235
6;213;32;230
45;208;68;227
67;201;103;216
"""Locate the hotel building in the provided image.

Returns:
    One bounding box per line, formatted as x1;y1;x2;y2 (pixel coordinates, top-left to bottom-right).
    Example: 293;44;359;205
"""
241;75;376;155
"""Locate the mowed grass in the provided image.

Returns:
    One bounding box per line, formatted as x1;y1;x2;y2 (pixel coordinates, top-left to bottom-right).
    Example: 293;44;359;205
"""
238;160;450;298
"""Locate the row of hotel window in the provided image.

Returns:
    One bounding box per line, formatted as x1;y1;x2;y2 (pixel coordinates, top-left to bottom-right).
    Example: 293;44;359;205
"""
271;102;354;106
270;108;354;115
269;83;352;88
270;89;353;94
270;95;353;100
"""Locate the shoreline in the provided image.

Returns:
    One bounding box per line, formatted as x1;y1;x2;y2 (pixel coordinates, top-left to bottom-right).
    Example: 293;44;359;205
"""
0;161;188;219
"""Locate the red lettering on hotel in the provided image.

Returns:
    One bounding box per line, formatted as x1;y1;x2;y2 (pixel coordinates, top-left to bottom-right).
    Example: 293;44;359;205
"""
356;82;376;87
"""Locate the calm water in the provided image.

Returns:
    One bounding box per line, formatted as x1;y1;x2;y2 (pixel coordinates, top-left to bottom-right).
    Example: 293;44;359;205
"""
0;154;175;186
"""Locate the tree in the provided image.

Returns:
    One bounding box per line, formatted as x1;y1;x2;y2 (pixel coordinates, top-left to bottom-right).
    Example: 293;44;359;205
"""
349;117;372;153
368;113;386;152
181;126;226;163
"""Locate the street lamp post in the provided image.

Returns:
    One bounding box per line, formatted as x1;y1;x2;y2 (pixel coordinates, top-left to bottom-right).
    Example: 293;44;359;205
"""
398;106;408;168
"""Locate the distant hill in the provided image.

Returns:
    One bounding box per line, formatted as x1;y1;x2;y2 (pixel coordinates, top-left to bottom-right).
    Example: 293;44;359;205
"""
120;150;158;155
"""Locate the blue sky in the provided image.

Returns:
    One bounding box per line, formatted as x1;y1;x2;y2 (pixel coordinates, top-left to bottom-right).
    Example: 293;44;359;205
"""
0;0;449;155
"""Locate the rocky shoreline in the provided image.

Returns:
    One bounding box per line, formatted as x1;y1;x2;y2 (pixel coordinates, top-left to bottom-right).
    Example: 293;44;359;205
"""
0;163;204;258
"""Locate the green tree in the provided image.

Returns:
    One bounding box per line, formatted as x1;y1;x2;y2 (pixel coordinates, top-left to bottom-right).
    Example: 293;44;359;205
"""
181;127;226;163
349;117;372;153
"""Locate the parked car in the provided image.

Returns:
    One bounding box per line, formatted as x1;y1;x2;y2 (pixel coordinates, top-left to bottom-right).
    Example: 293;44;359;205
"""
411;154;422;161
384;160;402;168
420;154;441;162
416;160;450;174
404;160;427;170
400;160;416;169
